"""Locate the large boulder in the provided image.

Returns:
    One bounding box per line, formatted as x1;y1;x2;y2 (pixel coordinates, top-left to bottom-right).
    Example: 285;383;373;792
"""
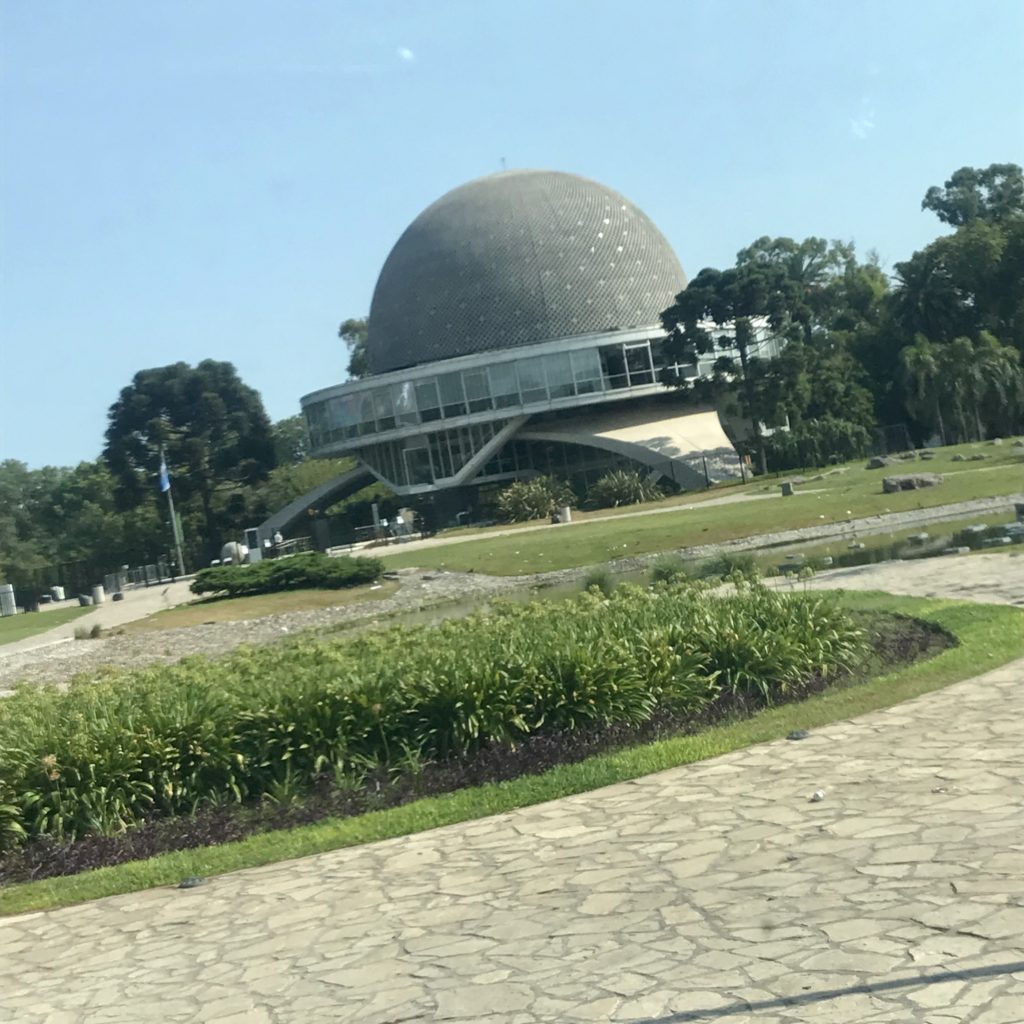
866;456;894;469
882;473;944;494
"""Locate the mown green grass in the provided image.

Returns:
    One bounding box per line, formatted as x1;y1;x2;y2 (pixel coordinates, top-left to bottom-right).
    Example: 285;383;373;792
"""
380;449;1022;574
0;606;91;647
3;590;1021;917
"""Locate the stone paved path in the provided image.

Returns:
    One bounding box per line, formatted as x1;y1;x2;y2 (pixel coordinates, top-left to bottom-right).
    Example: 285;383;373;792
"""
777;551;1024;608
2;657;1023;1022
4;555;1024;1021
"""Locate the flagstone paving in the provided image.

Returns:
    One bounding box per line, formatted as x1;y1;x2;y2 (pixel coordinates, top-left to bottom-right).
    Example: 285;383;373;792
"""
5;552;1024;1022
2;651;1023;1022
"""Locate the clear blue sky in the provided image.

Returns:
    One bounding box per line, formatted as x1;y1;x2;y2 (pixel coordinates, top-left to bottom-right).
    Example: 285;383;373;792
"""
3;0;1022;469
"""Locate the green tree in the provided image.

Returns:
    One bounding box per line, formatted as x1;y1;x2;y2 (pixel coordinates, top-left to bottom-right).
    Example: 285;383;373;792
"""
253;457;356;517
922;163;1024;226
103;361;276;553
661;262;800;472
339;317;370;379
0;459;167;596
271;414;310;465
893;165;1024;349
735;236;858;343
900;335;948;445
975;332;1024;436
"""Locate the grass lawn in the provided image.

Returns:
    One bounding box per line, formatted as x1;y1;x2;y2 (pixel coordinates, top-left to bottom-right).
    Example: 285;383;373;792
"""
378;442;1023;575
0;606;91;647
3;590;1022;916
119;581;400;634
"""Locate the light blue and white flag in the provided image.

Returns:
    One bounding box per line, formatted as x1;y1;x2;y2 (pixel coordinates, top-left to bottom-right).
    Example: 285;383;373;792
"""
158;453;171;493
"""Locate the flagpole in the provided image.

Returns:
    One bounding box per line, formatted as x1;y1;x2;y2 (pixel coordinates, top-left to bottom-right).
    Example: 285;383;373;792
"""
159;447;187;577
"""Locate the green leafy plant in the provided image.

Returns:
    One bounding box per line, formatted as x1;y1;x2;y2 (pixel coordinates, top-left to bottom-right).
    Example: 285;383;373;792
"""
582;567;616;596
0;582;864;851
697;551;760;582
495;476;575;522
587;469;664;508
650;555;690;585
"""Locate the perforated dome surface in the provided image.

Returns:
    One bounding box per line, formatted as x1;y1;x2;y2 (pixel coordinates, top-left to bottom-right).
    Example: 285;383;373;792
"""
365;170;687;374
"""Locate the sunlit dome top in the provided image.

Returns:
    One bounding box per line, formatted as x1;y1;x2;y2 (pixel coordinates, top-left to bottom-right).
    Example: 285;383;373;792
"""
366;169;687;374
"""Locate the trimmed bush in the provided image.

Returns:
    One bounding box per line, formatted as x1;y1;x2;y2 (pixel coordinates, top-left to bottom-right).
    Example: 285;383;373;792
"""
190;552;382;598
495;476;575;522
587;469;664;508
0;581;863;850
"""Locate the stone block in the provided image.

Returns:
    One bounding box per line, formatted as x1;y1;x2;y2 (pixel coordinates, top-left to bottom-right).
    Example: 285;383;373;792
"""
881;473;944;493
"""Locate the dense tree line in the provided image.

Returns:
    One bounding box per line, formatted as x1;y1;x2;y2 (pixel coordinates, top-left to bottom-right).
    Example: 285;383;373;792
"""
661;162;1024;470
0;363;353;598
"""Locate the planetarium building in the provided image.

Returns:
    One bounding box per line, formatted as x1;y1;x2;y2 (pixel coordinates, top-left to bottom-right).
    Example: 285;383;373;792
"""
299;170;776;520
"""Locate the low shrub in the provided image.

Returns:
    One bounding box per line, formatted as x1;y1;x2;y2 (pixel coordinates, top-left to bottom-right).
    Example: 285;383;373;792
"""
650;555;690;585
697;551;760;582
582;567;616;596
191;551;382;598
587;469;664;508
495;476;575;522
0;581;864;851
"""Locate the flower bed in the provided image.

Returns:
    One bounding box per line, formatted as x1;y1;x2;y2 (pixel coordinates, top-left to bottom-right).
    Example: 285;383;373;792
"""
0;581;864;853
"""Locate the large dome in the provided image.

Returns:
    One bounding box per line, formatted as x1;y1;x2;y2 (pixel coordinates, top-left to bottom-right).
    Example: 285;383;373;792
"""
366;170;687;375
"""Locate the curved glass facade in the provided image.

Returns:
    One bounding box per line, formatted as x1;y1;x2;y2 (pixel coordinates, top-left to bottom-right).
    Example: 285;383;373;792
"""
304;333;672;452
301;321;780;495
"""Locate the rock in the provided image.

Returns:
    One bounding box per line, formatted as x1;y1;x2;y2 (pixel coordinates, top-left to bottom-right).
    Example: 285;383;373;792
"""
866;456;893;469
882;473;944;494
787;730;810;741
967;453;990;461
780;482;795;497
992;437;1003;445
919;451;935;460
952;454;966;462
896;450;917;460
809;789;826;803
177;876;206;889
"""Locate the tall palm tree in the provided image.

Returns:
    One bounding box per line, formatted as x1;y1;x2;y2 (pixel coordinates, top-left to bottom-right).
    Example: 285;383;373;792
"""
900;335;948;444
975;332;1024;436
945;337;984;440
